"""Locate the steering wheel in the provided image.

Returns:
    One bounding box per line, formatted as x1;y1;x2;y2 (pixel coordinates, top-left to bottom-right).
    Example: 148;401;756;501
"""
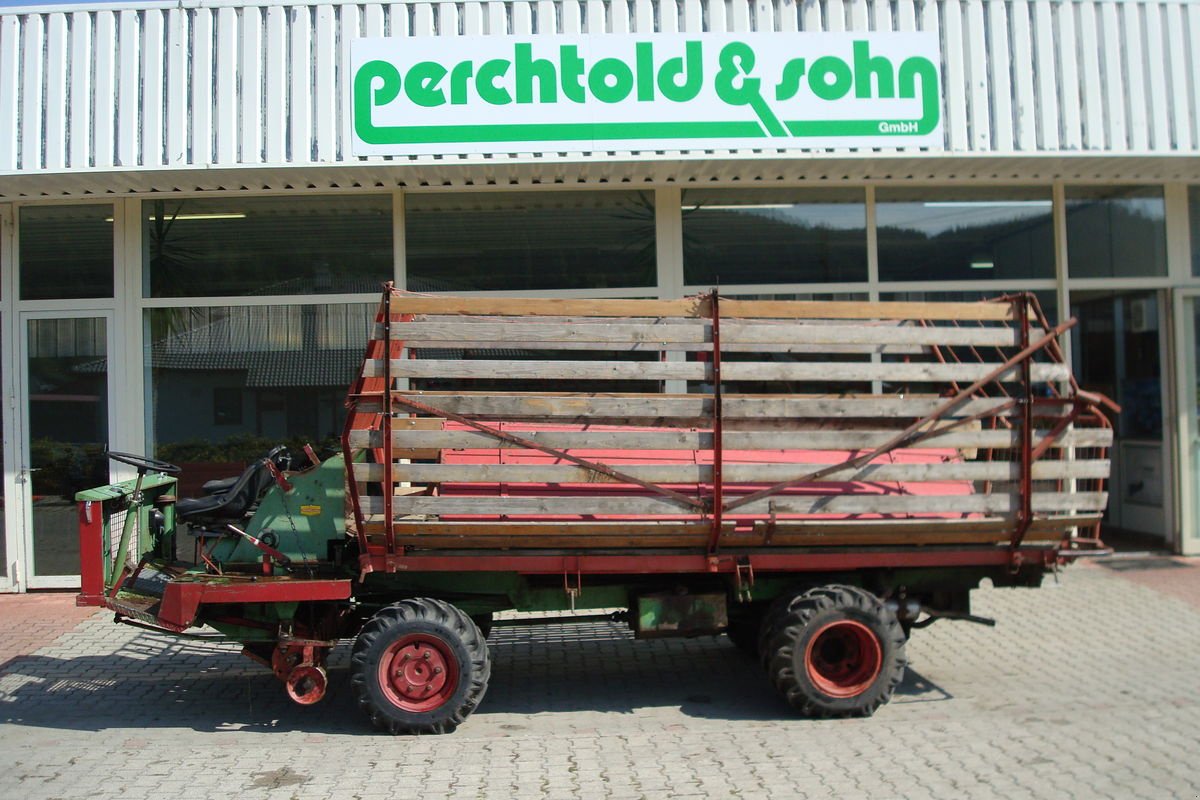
106;449;182;475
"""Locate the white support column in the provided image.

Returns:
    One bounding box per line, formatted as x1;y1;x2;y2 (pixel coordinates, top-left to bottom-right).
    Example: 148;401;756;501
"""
108;198;145;481
0;204;22;590
1175;289;1198;555
1165;183;1194;553
1052;181;1071;356
866;186;882;393
655;187;684;299
655;187;687;394
393;190;407;291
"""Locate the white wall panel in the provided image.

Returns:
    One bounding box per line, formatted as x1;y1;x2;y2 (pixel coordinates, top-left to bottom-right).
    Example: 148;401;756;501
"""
44;14;68;170
1;0;1199;176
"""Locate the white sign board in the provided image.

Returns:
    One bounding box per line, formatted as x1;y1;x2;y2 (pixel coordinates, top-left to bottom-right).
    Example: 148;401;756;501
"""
351;33;942;156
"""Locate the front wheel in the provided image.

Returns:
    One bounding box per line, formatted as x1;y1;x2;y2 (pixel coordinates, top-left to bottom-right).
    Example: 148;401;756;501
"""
762;586;906;718
350;598;491;734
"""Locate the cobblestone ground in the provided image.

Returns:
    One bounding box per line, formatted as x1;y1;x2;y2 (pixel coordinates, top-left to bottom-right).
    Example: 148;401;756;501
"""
1;559;1198;800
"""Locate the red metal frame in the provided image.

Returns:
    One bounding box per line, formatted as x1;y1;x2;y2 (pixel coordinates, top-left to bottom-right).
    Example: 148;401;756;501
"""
76;500;106;606
156;578;351;631
343;288;1112;579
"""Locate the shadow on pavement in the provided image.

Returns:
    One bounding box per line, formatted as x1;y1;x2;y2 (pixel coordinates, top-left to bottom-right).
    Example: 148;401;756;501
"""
0;621;954;734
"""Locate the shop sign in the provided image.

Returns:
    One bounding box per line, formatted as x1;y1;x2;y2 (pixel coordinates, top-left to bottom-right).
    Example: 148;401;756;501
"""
351;33;942;156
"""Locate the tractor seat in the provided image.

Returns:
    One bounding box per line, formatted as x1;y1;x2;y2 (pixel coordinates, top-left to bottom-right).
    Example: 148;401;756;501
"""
176;457;276;523
200;476;238;495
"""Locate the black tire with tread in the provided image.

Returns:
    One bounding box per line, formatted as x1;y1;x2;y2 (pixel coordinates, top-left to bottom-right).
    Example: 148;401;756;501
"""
350;598;491;734
762;585;906;718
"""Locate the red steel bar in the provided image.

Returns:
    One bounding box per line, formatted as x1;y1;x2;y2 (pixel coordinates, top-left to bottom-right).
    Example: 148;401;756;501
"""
707;291;725;553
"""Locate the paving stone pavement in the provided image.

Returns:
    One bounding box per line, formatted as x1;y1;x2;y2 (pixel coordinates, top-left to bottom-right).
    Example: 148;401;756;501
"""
1;559;1198;800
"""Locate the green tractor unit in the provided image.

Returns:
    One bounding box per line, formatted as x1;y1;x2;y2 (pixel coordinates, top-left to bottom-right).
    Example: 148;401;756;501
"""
76;287;1114;733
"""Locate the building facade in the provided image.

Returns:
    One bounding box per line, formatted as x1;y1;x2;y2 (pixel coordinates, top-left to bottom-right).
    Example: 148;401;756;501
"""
1;0;1199;590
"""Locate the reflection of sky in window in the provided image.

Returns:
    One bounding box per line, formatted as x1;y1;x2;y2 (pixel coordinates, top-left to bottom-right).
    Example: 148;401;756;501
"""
877;201;1051;237
686;204;864;230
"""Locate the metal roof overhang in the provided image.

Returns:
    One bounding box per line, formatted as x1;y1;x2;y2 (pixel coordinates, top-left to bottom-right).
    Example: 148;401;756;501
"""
2;152;1200;199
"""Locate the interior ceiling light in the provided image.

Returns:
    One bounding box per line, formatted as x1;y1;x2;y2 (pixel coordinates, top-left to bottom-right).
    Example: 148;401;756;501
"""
922;201;1052;208
105;212;248;222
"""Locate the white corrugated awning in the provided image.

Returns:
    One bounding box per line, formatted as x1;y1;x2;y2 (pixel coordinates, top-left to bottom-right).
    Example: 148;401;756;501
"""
3;153;1200;199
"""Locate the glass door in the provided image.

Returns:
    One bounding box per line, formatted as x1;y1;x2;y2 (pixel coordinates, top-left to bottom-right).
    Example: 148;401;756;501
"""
19;312;114;588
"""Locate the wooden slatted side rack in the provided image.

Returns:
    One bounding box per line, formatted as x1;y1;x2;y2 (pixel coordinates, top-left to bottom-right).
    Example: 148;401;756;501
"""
341;287;1113;560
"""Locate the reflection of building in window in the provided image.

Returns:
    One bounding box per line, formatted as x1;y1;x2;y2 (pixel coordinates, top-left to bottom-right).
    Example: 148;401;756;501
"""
146;304;374;452
212;388;243;426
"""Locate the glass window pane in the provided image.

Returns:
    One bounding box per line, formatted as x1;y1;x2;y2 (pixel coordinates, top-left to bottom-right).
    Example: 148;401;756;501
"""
406;191;655;291
1066;186;1167;279
19;204;115;300
876;187;1054;282
28;317;109;576
143;195;392;297
682;189;867;286
1190;186;1200;276
146;303;374;497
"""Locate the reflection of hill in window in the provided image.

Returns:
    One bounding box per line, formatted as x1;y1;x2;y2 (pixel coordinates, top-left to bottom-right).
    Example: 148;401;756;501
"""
1065;201;1167;278
877;212;1054;281
406;194;656;291
683;208;866;285
146;199;392;297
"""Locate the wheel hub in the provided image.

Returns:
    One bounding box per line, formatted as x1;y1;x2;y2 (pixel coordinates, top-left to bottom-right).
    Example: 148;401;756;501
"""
378;634;459;712
804;619;883;698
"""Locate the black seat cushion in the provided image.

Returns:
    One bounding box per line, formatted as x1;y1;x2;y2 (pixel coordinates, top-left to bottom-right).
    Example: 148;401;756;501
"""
176;457;275;522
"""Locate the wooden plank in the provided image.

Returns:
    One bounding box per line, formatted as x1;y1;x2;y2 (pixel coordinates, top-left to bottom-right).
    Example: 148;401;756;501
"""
379;514;1100;549
387;320;1024;347
371;358;1071;383
351;426;1114;451
403;339;926;355
379;392;1020;420
718;299;1014;321
355;459;1110;484
391;295;710;318
942;0;968;150
367;492;1109;517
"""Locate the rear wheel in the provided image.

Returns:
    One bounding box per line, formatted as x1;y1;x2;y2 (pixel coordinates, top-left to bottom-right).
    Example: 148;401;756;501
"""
350;598;491;734
762;585;906;718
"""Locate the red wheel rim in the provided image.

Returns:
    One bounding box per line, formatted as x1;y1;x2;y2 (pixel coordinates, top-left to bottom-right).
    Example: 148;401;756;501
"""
803;619;883;698
377;633;459;712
